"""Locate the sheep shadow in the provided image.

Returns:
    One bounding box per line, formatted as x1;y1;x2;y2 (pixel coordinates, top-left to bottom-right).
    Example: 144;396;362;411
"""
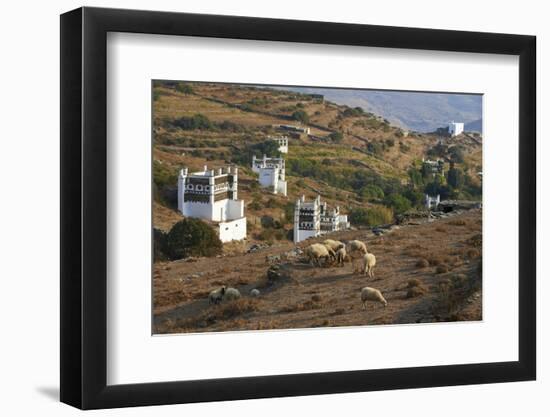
154;297;210;326
303;270;356;286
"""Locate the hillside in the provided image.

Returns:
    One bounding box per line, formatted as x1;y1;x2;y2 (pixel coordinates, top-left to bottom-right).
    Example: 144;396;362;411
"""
154;209;482;333
152;81;482;239
269;86;483;133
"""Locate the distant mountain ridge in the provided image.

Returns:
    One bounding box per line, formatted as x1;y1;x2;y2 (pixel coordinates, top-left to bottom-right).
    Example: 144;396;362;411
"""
465;118;482;133
267;86;482;133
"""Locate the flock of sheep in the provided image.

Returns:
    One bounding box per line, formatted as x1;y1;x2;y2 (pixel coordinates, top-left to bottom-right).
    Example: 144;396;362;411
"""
304;239;387;310
208;237;388;313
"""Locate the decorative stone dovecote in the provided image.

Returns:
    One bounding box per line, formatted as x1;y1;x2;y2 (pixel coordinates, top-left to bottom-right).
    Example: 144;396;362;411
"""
293;195;350;243
251;155;287;196
177;165;246;242
268;135;288;154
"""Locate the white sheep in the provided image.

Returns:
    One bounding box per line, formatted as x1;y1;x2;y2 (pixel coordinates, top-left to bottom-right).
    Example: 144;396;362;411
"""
223;287;241;301
208;286;226;305
305;243;334;267
335;246;347;267
250;288;260;297
362;252;376;279
323;239;345;253
346;240;368;272
361;287;387;310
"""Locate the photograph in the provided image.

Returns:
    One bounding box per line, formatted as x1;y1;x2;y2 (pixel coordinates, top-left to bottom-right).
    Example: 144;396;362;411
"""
152;81;483;334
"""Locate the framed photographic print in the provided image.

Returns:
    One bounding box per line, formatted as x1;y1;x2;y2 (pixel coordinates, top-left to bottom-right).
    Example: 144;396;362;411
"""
60;6;536;410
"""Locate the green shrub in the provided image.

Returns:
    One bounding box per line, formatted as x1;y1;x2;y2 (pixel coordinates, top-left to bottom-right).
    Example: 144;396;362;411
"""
291;109;310;124
349;206;394;226
384;194;411;214
172;113;213;130
449;146;465;163
175;83;194;94
329;131;344;143
447;167;465;189
342;107;364;117
360;184;385;200
164;219;222;260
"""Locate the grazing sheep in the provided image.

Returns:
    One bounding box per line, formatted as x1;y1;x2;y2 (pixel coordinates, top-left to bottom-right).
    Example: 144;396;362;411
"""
305;243;334;267
323;239;345;253
361;287;387;310
223;287;241;301
250;288;260;297
362;252;376;279
346;240;368;272
335;246;347;267
209;286;226;305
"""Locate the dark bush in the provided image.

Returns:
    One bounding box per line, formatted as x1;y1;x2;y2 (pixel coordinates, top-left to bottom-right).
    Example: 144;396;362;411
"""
384;194;411;214
164;219;222;260
153;228;168;262
175;83;194;94
291;109;310;124
329;131;344;143
171;113;214;130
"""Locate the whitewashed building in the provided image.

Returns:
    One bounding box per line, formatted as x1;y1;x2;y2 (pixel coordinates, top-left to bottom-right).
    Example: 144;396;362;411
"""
251;154;287;196
320;201;350;234
269;135;289;154
177;165;247;243
293;195;350;243
425;194;441;210
448;121;464;137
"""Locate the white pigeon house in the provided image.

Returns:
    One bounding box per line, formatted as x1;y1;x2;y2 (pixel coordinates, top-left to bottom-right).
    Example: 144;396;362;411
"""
448;121;464;137
251;154;287;196
293;195;350;243
269;135;289;154
177;165;247;243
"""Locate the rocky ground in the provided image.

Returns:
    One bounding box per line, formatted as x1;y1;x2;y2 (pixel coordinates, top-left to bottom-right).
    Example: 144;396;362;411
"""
153;209;482;334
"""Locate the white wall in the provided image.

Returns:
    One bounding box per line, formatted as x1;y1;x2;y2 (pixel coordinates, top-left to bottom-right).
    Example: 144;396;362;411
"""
219;217;247;242
0;1;546;416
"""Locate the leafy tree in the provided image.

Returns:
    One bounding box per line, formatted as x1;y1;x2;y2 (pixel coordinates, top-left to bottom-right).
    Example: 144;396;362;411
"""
402;188;425;208
360;184;385;200
232;140;281;166
384;194;411;214
291;109;310;124
164;219;222;260
408;167;424;188
449;146;465;163
447;167;465;189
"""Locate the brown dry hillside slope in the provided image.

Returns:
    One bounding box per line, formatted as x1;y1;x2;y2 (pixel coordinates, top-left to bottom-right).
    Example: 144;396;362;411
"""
152;81;482;236
153;209;482;333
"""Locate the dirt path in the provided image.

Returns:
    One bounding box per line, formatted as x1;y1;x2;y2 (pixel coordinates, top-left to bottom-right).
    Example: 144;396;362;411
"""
153;209;482;334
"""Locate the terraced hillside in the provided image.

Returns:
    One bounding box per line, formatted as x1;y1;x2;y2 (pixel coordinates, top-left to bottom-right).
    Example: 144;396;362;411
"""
152;81;482;240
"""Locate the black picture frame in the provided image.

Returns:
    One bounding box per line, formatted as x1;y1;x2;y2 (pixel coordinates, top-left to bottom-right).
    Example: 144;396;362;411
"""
60;6;536;410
